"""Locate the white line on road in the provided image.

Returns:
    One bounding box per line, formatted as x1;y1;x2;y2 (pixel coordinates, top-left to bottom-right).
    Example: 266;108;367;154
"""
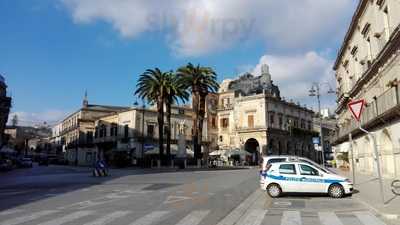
281;211;302;225
0;209;24;216
0;210;58;225
37;210;93;225
83;211;131;225
318;212;344;225
175;210;210;225
354;212;386;225
236;209;267;225
129;211;170;225
216;190;262;225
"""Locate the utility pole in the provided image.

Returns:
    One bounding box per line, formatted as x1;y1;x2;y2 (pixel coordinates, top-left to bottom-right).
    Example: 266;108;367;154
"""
309;82;335;167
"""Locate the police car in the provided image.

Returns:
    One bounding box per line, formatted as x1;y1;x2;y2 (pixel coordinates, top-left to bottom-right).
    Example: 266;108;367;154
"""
260;161;353;198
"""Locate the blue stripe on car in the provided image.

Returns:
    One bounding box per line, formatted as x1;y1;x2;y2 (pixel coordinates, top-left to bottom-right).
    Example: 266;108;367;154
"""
261;173;344;183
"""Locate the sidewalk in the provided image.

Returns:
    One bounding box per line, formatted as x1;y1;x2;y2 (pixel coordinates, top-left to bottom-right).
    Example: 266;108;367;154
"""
334;168;400;221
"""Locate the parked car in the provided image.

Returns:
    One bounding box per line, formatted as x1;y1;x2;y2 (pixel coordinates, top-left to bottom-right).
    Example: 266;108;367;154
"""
38;156;49;166
0;159;13;171
260;161;353;198
16;157;33;168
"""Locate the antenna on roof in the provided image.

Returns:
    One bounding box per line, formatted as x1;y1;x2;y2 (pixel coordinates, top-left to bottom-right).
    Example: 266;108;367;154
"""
83;90;88;108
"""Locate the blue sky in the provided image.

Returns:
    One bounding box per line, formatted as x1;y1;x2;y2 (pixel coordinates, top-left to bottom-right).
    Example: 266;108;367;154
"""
1;0;358;126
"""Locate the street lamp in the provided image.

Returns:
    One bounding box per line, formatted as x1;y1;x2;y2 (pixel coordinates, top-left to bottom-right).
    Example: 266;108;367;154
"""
309;82;335;167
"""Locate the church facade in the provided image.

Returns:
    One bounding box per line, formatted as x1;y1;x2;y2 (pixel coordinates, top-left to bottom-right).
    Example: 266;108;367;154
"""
215;65;318;163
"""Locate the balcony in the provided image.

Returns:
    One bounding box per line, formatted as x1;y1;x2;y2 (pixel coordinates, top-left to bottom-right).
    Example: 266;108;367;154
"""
217;104;234;111
332;85;399;143
236;126;267;132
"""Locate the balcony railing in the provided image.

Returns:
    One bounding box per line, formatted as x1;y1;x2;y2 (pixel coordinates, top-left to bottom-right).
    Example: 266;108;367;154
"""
333;85;399;143
217;104;234;111
236;126;267;131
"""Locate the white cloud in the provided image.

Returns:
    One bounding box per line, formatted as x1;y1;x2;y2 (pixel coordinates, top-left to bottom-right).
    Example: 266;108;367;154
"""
8;110;69;127
251;51;336;110
61;0;355;56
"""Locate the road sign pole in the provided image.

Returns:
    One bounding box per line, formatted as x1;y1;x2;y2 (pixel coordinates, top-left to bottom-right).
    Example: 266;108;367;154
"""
349;133;356;185
359;125;385;204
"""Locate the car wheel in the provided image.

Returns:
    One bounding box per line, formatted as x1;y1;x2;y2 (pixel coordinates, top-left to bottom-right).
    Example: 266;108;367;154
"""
329;184;344;198
267;183;282;198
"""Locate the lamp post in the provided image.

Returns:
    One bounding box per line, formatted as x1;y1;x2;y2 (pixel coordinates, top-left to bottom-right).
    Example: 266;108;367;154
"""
309;82;335;167
134;100;146;168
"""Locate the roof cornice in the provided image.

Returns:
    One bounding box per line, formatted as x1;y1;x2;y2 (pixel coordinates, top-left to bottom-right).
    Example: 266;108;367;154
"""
333;0;368;70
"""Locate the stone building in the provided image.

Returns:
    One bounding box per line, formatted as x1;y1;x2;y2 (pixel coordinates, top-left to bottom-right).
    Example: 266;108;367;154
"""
60;94;130;166
0;75;12;147
93;105;203;166
332;0;400;178
216;64;316;164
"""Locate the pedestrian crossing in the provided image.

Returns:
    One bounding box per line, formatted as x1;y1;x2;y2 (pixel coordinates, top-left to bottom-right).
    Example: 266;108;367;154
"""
0;208;389;225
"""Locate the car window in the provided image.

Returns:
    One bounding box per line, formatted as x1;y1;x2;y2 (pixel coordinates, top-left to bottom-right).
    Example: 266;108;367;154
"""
300;164;319;176
279;164;296;175
267;158;286;165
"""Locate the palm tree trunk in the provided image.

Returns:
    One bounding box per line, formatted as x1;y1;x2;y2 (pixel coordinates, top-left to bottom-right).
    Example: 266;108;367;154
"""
157;99;164;163
165;98;172;163
192;91;200;159
197;93;207;160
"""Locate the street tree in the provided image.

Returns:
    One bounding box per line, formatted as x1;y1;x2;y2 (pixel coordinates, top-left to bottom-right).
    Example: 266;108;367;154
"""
135;68;169;162
177;63;219;160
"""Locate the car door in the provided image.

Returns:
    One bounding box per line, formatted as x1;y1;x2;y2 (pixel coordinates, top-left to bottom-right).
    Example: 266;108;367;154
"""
298;164;325;193
277;163;299;192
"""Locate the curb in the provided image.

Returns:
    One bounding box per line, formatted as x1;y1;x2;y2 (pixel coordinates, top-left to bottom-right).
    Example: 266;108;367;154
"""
352;194;399;221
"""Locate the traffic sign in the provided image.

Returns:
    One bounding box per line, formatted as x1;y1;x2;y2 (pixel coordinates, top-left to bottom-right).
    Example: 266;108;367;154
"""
348;99;365;121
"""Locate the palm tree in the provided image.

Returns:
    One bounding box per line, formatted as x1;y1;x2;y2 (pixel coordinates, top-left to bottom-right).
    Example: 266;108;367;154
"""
164;72;189;160
135;68;169;162
177;63;219;160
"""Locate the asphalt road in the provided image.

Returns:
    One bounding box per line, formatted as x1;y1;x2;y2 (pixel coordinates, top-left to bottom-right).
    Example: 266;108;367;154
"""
0;165;394;225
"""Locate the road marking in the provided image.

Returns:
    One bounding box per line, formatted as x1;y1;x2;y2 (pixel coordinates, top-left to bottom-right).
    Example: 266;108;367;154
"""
0;209;24;216
175;210;210;225
216;190;262;225
236;209;267;225
0;210;57;225
318;212;343;225
281;211;302;225
83;211;131;225
163;195;192;204
129;211;169;225
354;212;386;225
37;210;93;225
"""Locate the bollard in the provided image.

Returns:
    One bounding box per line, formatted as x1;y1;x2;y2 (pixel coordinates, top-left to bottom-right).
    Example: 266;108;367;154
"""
171;160;174;168
184;159;187;169
157;160;161;168
197;159;201;168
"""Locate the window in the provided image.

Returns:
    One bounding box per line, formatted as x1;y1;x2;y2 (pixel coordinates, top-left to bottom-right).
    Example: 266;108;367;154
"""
300;119;305;129
248;115;254;128
219;135;223;142
221;118;229;128
269;114;274;126
86;131;93;144
279;164;296;175
147;124;154;137
94;127;99;138
279;116;283;129
110;123;118;136
300;164;319;176
100;124;106;137
211;117;217;129
124;125;129;138
267;158;286;165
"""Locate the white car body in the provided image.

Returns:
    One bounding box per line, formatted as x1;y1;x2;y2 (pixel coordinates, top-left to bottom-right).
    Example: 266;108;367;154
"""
260;161;353;196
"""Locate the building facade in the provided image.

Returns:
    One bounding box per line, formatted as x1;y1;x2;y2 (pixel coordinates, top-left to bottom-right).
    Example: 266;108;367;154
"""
216;64;316;164
0;75;12;147
332;0;400;178
60;95;130;166
93;105;201;166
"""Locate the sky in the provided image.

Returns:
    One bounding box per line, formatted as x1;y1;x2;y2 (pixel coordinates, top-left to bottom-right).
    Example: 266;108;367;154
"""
1;0;358;126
